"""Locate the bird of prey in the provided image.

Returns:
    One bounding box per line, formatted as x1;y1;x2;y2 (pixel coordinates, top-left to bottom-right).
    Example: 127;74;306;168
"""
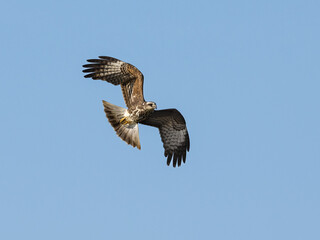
83;56;190;167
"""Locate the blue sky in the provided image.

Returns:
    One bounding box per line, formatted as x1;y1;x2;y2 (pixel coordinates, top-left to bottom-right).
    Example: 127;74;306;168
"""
1;0;319;239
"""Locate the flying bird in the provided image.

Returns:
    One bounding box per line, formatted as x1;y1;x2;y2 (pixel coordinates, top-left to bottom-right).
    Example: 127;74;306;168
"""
83;56;190;167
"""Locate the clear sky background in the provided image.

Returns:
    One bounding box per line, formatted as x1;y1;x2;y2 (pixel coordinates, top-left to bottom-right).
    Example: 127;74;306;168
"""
1;0;319;239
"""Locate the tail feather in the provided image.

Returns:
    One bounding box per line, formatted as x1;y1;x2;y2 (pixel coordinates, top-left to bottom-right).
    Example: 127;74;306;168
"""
102;100;141;149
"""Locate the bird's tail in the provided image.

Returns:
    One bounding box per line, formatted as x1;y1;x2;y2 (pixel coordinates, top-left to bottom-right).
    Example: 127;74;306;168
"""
102;100;141;149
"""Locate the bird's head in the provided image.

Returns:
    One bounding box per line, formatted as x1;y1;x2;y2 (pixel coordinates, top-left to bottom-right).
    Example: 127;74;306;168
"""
146;101;157;110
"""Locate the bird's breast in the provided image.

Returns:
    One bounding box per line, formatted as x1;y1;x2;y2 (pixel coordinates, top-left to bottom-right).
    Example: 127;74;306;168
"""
130;106;154;122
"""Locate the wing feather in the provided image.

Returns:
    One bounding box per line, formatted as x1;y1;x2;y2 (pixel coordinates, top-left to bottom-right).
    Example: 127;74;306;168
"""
141;109;190;167
83;56;145;108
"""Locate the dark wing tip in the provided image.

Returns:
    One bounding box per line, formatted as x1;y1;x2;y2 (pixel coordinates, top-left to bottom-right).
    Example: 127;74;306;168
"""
83;64;100;68
165;152;185;167
166;153;173;166
177;155;182;167
85;56;121;65
82;68;95;73
173;154;178;168
83;73;95;78
99;56;114;59
183;151;187;163
172;160;177;168
86;59;99;63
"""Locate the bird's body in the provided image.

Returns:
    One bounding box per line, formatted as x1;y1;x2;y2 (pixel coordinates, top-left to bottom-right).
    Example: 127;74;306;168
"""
122;101;157;124
83;56;190;167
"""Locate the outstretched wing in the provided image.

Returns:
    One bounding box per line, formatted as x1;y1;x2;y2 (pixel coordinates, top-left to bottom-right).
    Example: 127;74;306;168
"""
141;109;190;167
83;56;145;108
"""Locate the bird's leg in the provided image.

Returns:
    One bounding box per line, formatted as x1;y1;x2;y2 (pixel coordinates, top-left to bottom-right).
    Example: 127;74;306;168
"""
120;117;130;125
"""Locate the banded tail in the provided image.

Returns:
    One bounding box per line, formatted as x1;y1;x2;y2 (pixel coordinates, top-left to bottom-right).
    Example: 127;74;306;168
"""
102;100;141;149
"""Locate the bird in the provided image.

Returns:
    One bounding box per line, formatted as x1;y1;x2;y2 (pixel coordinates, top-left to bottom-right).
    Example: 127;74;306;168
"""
83;56;190;167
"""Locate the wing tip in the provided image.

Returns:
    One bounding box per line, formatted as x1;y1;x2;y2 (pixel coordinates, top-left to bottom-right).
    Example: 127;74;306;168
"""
165;151;187;167
83;73;96;78
86;59;98;63
183;151;187;163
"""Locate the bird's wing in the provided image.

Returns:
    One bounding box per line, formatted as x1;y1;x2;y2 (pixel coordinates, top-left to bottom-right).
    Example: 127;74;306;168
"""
141;109;190;167
83;56;145;108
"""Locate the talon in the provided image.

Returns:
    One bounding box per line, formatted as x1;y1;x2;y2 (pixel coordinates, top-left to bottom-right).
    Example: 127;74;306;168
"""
120;117;128;125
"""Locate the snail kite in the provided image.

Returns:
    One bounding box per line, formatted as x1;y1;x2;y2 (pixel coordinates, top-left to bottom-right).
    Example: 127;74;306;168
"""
83;56;190;167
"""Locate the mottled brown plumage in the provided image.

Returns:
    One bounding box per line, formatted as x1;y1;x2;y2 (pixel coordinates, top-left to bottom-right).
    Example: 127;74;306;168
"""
83;56;144;109
83;56;190;167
